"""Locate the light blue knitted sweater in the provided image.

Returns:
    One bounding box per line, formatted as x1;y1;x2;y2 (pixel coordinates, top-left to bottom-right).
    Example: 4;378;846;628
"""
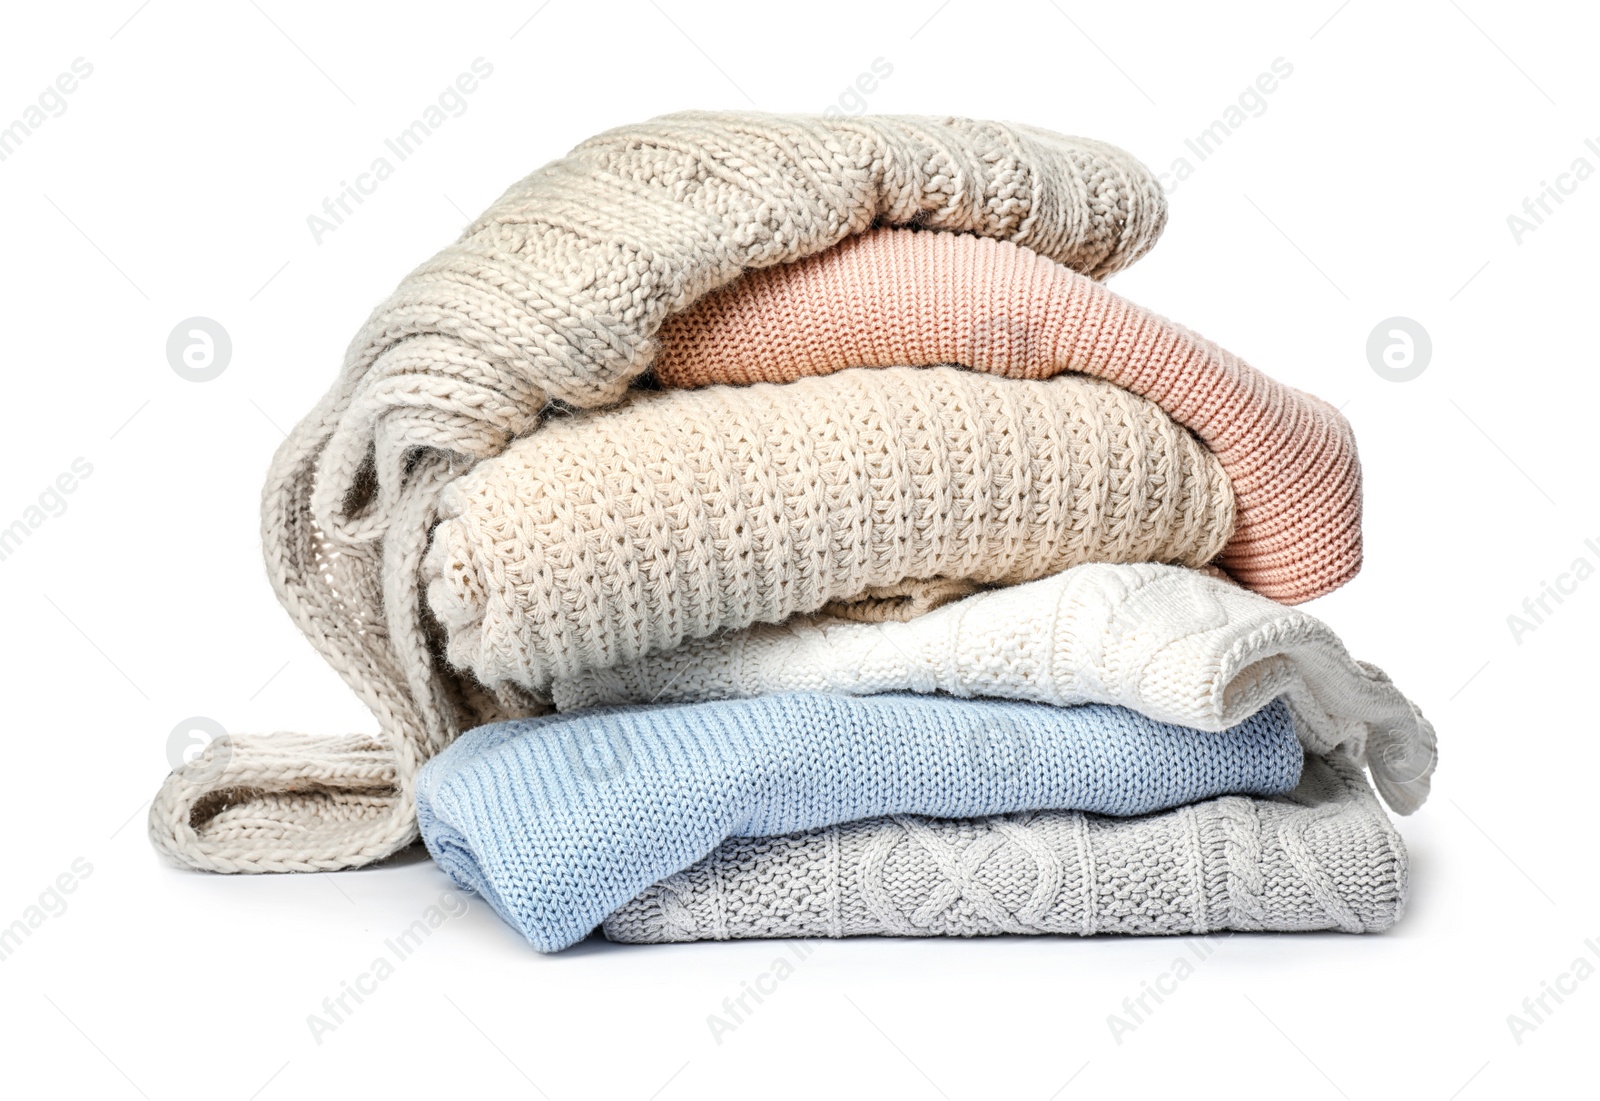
416;693;1302;952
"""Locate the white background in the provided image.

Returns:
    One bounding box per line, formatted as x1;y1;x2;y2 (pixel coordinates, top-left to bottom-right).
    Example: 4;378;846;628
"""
2;1;1595;1097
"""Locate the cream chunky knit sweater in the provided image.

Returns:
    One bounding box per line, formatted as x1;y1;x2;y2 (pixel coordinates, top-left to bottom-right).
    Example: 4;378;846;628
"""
554;562;1435;815
148;112;1167;874
425;368;1235;695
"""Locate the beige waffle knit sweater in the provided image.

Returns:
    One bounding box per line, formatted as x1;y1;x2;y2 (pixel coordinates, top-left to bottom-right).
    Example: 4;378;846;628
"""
425;367;1236;695
147;112;1167;873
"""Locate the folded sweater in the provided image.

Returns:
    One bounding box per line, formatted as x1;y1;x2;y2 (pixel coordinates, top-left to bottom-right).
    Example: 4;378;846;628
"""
151;112;1166;874
603;752;1404;943
425;367;1236;695
652;227;1361;603
554;562;1435;814
416;693;1303;952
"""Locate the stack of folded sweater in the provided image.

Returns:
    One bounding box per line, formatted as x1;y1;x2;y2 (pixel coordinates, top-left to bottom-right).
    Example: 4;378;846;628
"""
148;114;1435;955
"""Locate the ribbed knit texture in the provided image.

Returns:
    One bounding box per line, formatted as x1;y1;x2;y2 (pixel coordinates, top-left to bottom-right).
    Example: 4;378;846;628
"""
602;752;1404;942
150;113;1167;874
416;694;1302;952
425;367;1236;695
554;562;1434;814
652;227;1360;604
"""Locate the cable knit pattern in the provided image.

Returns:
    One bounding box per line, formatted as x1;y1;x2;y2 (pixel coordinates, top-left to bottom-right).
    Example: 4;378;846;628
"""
652;227;1359;603
416;693;1302;952
426;367;1235;694
148;113;1166;873
602;753;1403;942
553;562;1434;814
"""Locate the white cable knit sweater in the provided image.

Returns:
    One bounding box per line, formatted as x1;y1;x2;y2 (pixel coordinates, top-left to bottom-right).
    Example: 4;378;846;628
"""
554;562;1435;814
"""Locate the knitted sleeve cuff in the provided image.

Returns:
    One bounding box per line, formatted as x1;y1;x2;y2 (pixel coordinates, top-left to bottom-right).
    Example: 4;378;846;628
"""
147;732;414;874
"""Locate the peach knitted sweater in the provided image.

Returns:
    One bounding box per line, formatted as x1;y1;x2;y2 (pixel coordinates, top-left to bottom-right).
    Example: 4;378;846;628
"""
651;228;1361;604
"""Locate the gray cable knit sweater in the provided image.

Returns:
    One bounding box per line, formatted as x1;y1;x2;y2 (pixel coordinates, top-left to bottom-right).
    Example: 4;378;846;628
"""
602;753;1405;942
